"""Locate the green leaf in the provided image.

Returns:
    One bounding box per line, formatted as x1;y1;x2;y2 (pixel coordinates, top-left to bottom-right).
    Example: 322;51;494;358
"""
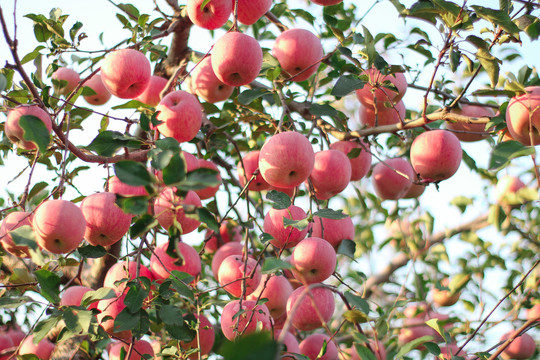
86;131;142;157
197;207;219;232
115;195;149;216
124;282;149;313
220;332;279;360
337;239;356;259
159;304;185;326
80;288;116;308
259;233;274;243
162;153;187;185
362;26;376;67
78;244;107;258
19;115;51;153
262;258;293;274
312;208;347;219
331;75;365;97
0;74;7;92
33;316;61;343
353;344;378;360
130;214;159;238
179;168;220;190
488;141;535;170
169;271;195;301
9;225;38;251
394;336;433;358
111;99;145;109
116;3;140;18
283;217;310;231
476;48;500;88
344;309;369;323
266;190;291;210
35;269;61;304
309;103;338;117
63;308;93;334
165;321;195;341
471;6;520;37
343;292;370;314
238;88;270;105
424;342;441;356
69;21;83;42
114;161;154;186
21;46;45;65
426;318;447;342
450;196;473;213
0;295;34;309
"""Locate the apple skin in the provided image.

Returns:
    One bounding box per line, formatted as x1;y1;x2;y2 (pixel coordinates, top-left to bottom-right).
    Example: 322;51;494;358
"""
5;105;53;150
246;274;294;319
372;158;415;200
100;48;151;99
397;325;434;349
403;180;426;199
18;335;55;360
237;150;272;191
103;260;153;295
291;237;337;284
0;335;14;360
221;299;272;341
80;192;132;247
264;205;310;249
308;150;351;200
211;32;263;86
275;329;300;355
259;132;315;188
83;73;112;105
33;199;86;254
359;100;406;128
330;140;372;181
499;331;536;360
180;313;215;359
134;75;168;107
526;304;540;321
432;278;460;307
96;292;131;339
211;241;244;279
154;90;202;143
108;175;149;197
153;188;202;234
447;105;496;142
4;328;25;347
273;29;324;82
356;67;407;108
299;333;338;360
506;86;540;146
150;241;202;281
410;129;462;183
52;67;80;95
311;215;354;248
0;211;33;258
204;220;242;253
195;159;222;200
218;254;261;297
187;0;231;30
190;56;234;103
495;175;526;206
234;0;272;25
108;339;154;360
312;0;343;5
286;285;335;331
59;285;95;308
439;344;469;360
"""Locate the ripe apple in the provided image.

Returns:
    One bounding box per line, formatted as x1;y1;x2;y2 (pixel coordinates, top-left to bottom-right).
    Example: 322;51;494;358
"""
410;129;462;183
234;0;272;25
204;220;242;253
190;56;234;103
311;214;354;248
329;140;372;181
60;285;94;307
211;32;263;86
134;75;168;107
495;175;526;206
0;335;13;360
187;0;231;30
221;299;271;340
0;211;33;258
439;343;469;360
286;285;335;331
153;188;202;234
5;105;53;150
263;205;309;249
397;325;434;349
499;331;536;360
103;260;153;295
447;105;496;142
291;237;337;284
403;180;426;199
311;0;343;5
237;150;272;191
359;100;406;127
259;131;315;188
246;274;294;319
195;159;222;200
299;333;338;360
275;329;300;355
150;241;202;281
96;292;131;339
372;158;415;200
273;28;324;82
33;199;86;254
4;328;25;347
83;73;112;105
432;278;461;307
308;150;351;200
80;192;132;247
108;339;154;360
155;150;200;183
355;67;407;108
180;313;215;359
100;48;151;99
154;90;202;143
218;254;261;297
108;175;149;197
526;304;540;321
506;86;540;146
211;241;244;279
19;335;55;359
52;67;80;95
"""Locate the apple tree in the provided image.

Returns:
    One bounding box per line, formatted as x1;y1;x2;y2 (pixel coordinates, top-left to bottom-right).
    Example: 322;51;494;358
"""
0;0;539;359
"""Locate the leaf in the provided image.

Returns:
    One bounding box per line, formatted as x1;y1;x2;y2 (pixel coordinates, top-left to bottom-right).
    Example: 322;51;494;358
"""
238;88;270;105
476;48;500;88
220;332;279;360
69;21;83;42
159;304;185;326
0;74;7;92
114;161;154;186
426;318;447;341
343;292;370;314
33;316;61;343
35;269;61;304
262;258;293;274
266;190;291;210
471;5;520;37
116;3;140;18
331;75;365;97
19;115;51;153
9;225;38;250
130;214;159;238
488;141;535;170
63;308;93;334
283;217;310;231
86;131;142;157
0;295;34;309
80;288;116;308
111;100;145;109
424;342;441;356
344;309;369;323
124;282;149;313
309;103;338;117
312;208;347;219
21;46;45;65
394;336;433;358
169;271;195;301
162;153;187;185
179;168;220;190
363;26;376;67
78;244;107;258
197;207;219;232
115;195;148;216
353;344;378;360
337;239;356;259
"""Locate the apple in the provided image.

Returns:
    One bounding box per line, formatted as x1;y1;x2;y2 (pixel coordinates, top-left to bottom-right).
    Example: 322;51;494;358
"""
259;131;315;188
329;140;372;181
275;329;300;355
237;150;271;192
526;304;540;321
211;241;244;279
108;339;154;360
60;285;94;307
180;313;215;359
134;75;168;107
80;192;132;247
432;278;461;307
355;67;407;108
291;237;337;284
495;175;526;206
263;205;309;249
204;220;242;253
403;180;426;199
311;214;354;248
397;325;434;349
108;175;149;197
154;90;202;143
273;28;324;82
499;331;536;360
195;159;222;200
190;56;234;103
5;105;53;150
104;260;153;295
187;0;231;30
506;86;540;146
307;150;351;200
150;241;202;281
33;199;86;254
100;48;151;99
286;285;335;331
96;292;131;339
345;340;387;360
439;343;469;360
83;73;112;105
311;0;343;5
246;274;294;319
0;335;13;360
155;150;200;183
359;100;406;128
372;158;415;200
0;211;33;258
52;67;80;95
447;105;496;142
218;254;261;297
153;188;202;234
299;333;338;360
211;32;263;86
4;328;25;347
221;299;271;340
19;335;55;359
410;129;462;183
234;0;272;25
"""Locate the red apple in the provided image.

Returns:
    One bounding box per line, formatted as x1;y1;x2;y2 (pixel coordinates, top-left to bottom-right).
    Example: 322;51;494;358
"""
359;100;406;127
52;67;80;95
246;274;294;319
286;285;335;331
403;180;426;199
211;241;244;279
439;343;469;360
154;90;202;143
134;75;168;107
218;254;261;297
397;325;434;349
308;149;351;200
0;335;13;360
187;0;231;30
432;278;461;307
291;237;337;284
495;175;526;206
447;105;496;142
204;220;242;253
190;56;234;103
355;67;407;108
100;49;151;99
155;150;200;184
19;335;55;359
60;285;94;307
221;299;271;340
5;105;53;150
499;331;536;360
108;339;154;360
410;129;462;183
506;86;540;146
211;32;263;86
195;159;222;200
150;241;202;280
233;0;272;25
299;333;338;360
4;328;25;347
372;158;415;200
237;150;272;192
83;73;112;105
526;304;540;321
153;188;202;234
104;260;153;295
96;293;131;339
329;140;372;181
180;313;215;359
275;329;300;355
263;205;309;249
311;214;354;248
0;211;33;258
108;175;149;197
311;0;343;5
